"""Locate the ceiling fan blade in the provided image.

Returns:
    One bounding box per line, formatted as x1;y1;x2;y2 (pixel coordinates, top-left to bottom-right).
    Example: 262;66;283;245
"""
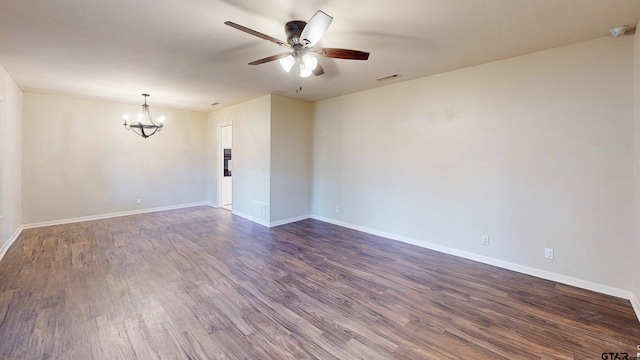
313;64;324;76
319;48;370;60
300;10;333;47
248;53;291;65
224;21;289;47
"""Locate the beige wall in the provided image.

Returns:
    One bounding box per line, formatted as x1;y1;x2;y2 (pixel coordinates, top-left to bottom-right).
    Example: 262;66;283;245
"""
0;64;22;254
270;95;312;223
206;112;221;206
22;93;208;224
209;95;272;222
312;36;635;291
207;94;313;224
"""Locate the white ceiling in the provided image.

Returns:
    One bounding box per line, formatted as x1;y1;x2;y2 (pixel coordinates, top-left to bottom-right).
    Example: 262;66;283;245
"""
0;0;639;112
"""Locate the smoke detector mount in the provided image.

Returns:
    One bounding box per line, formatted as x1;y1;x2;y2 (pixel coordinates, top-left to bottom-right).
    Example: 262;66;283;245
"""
609;25;631;37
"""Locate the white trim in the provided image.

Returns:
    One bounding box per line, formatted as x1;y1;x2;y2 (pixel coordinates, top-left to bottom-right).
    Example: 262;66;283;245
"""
231;211;310;228
0;225;23;262
269;214;311;228
217;122;232;209
205;201;219;208
0;96;3;220
232;210;270;227
23;202;210;229
630;292;640;323
311;215;638;306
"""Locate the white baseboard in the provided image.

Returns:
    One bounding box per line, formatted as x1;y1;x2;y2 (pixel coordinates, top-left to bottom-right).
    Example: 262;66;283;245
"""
22;202;210;229
630;292;640;324
232;210;270;227
270;214;311;228
232;211;310;228
0;226;23;262
311;214;640;322
205;202;219;208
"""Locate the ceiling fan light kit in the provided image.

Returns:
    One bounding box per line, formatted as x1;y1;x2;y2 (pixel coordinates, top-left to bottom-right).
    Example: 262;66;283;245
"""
299;54;318;77
225;10;370;80
279;55;296;72
279;53;318;78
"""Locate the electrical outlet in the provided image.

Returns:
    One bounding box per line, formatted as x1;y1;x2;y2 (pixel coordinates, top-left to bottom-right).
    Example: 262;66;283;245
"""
136;198;141;205
335;206;340;213
544;247;554;260
482;235;490;246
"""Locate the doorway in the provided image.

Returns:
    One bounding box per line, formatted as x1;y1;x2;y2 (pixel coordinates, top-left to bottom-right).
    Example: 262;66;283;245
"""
218;124;232;210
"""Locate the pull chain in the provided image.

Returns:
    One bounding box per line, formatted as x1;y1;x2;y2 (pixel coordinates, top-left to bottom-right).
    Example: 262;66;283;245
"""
295;71;302;93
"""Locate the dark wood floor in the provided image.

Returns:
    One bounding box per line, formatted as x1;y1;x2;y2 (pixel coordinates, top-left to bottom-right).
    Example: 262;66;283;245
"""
0;206;638;359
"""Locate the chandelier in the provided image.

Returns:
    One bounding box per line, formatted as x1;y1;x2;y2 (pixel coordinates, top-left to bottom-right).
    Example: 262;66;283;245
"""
123;94;164;138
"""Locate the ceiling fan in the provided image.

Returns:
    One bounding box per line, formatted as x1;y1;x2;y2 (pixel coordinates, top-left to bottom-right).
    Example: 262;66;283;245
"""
224;10;370;78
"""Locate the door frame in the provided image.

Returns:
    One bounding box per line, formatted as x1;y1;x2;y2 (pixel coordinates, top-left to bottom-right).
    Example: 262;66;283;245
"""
217;122;232;208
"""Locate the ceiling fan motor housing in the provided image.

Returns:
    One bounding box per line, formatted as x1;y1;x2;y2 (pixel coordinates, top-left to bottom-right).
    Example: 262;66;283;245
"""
285;21;306;46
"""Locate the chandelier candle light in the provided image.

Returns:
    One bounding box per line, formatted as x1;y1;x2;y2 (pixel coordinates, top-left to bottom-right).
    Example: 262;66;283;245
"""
123;94;164;138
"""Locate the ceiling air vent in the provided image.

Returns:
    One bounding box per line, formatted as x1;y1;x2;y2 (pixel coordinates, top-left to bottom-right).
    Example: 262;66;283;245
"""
376;74;399;82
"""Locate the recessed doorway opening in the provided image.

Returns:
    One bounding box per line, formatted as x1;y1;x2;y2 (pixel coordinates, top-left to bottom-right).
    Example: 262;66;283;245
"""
218;124;232;211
